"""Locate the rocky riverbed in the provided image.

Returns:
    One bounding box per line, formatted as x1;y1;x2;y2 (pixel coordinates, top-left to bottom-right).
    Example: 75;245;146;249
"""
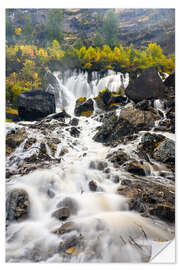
6;68;175;263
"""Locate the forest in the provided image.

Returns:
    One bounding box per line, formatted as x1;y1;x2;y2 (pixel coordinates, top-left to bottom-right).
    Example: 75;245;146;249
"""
6;9;175;105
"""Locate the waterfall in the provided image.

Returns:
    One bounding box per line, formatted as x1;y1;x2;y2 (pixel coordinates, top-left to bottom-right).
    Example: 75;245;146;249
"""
46;69;129;112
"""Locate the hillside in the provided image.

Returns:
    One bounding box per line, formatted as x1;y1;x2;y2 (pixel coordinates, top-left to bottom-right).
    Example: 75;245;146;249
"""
6;8;175;55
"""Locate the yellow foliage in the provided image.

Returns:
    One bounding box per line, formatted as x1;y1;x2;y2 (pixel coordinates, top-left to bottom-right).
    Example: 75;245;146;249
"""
6;107;18;115
15;27;22;35
76;97;87;103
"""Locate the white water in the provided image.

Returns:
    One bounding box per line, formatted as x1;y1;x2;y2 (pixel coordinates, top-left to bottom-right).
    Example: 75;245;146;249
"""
6;71;174;263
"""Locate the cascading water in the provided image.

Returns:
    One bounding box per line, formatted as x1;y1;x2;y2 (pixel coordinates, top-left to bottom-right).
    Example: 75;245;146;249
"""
6;70;174;263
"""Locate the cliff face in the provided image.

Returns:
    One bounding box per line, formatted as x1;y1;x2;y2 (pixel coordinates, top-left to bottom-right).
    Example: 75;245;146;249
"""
7;8;175;55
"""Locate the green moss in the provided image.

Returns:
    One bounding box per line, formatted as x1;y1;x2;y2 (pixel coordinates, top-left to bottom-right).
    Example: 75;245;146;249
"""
6;118;13;122
81;110;93;117
6;107;18;115
99;88;109;94
109;102;121;108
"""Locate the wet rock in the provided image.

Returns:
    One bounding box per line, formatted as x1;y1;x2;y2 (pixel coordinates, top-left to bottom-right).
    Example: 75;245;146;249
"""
88;180;98;192
52;207;70;221
107;150;130;166
52;221;78;235
17;90;55;121
74;97;94;117
58;233;83;252
135;100;152;111
60;147;69;156
47;189;55;198
164;72;175;88
94;88;127;111
149;204;175;223
137;132;165;155
49;110;71;120
6;189;30;222
117;178;175;222
57;197;79;215
93;104;158;144
125;161;151;176
24;137;37;150
69;117;79;126
104;167;110;174
153;139;175;169
6;128;27;155
125;67;166;103
112;175;120;183
47;138;61;155
70;127;80;137
89;160;108;170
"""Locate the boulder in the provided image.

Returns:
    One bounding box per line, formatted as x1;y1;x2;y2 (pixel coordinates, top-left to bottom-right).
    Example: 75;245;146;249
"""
88;180;98;192
70;127;80;137
153;139;175;165
6;189;30;222
107;150;130;166
93;104;158;144
57;197;79;215
125;67;166;103
17;90;55;121
52;221;78;235
125;161;151;176
117;178;175;222
89;160;108;170
69;118;79;126
6;128;27;155
94;88;128;111
52;207;70;220
74;97;94;117
164;72;175;88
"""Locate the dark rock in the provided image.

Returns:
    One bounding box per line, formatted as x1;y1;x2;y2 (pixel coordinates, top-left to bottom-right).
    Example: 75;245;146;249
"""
52;207;70;220
74;97;94;117
135;100;152;111
57;197;79;215
52;221;78;235
47;189;55;198
149;205;175;223
93;104;158;144
6;128;27;155
89;160;108;170
69;118;79;126
117;178;175;222
107;150;130;166
112;175;120;183
58;233;82;252
164;72;175;88
125;67;166;103
125;161;151;176
17;90;55;121
6;189;30;222
88;180;98;192
6;113;20;122
70;127;80;137
24;137;37;150
49;110;71;120
104;168;110;174
153;139;175;165
138;132;165;155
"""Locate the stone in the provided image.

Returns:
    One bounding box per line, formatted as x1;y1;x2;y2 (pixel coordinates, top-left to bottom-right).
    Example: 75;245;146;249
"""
107;150;130;166
125;161;151;176
89;160;108;170
6;128;27;155
69;118;79;126
52;207;70;220
117;178;175;222
57;197;79;215
70;127;80;137
74;97;94;117
58;233;82;252
52;221;78;235
88;180;98;191
93;104;158;144
149;205;175;223
125;67;166;103
49;110;71;120
6;189;30;222
153;139;175;166
164;72;175;88
17;90;55;121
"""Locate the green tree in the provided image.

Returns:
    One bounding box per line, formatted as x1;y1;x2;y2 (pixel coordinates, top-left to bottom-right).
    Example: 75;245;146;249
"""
102;10;119;48
44;9;63;45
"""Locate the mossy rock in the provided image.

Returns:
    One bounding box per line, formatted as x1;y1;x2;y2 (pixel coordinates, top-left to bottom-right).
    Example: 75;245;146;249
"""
74;98;94;117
